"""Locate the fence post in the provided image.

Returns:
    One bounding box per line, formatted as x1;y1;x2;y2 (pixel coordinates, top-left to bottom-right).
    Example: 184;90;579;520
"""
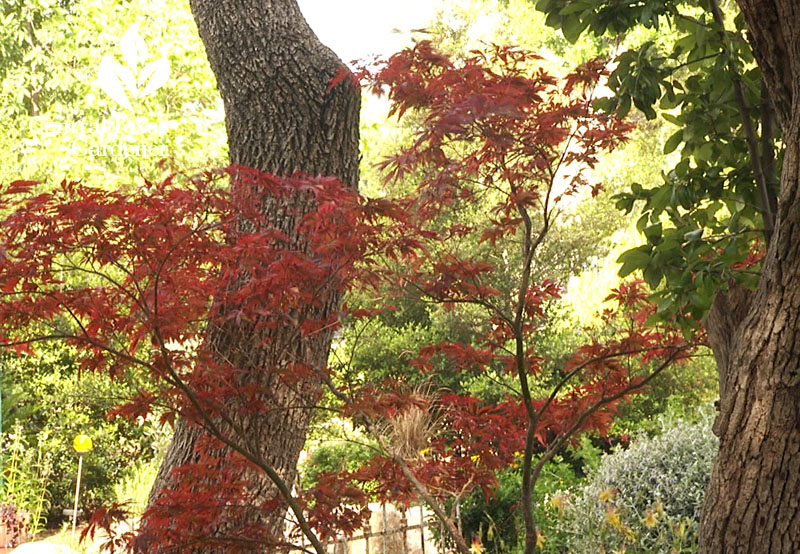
402;507;408;554
382;504;388;554
419;505;426;554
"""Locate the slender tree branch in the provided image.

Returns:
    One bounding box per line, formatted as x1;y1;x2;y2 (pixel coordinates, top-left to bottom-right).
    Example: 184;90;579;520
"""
149;324;327;554
528;345;691;503
759;83;778;219
708;0;775;243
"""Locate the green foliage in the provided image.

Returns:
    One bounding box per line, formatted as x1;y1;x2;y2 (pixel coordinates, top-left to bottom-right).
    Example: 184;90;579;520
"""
113;457;161;516
560;414;717;553
536;0;773;327
450;445;608;554
610;350;717;436
1;422;52;536
0;0;222;522
300;441;376;491
0;0;226;186
429;0;603;69
1;343;167;513
456;468;526;553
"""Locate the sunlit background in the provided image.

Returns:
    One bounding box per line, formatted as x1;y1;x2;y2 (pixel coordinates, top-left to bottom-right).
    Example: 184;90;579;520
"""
297;0;439;62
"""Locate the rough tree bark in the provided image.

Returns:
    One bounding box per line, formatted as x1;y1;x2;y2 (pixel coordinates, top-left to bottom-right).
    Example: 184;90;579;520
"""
142;0;360;551
699;1;800;552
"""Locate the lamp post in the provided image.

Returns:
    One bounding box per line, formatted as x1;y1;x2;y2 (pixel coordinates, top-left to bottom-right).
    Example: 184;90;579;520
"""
71;434;93;541
0;369;2;441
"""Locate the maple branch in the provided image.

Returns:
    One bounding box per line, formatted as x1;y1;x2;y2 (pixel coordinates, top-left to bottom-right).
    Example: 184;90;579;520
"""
402;278;514;329
148;324;328;554
528;343;692;500
56;255;150;317
516;344;692;554
1;331;152;375
340;317;376;377
535;344;684;422
150;221;222;326
512;188;544;554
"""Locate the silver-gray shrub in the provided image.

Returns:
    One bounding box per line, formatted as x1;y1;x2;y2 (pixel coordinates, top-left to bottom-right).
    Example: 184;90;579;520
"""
562;413;718;554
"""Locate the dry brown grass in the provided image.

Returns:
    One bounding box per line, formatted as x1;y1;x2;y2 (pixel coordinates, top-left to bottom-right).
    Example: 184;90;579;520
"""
378;388;441;461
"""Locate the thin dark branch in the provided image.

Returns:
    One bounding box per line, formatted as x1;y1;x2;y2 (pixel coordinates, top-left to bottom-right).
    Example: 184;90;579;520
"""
529;344;692;496
708;0;774;243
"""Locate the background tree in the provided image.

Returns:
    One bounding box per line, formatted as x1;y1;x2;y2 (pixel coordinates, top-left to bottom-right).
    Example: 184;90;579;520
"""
140;0;361;550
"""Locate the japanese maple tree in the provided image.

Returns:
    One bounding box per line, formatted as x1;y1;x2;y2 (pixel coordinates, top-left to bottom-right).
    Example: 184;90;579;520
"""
305;41;697;554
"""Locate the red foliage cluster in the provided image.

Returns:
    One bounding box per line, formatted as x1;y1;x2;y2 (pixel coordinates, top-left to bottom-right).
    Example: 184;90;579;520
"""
0;169;391;550
0;168;388;417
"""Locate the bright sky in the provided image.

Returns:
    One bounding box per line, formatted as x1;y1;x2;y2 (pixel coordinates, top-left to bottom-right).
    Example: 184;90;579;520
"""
297;0;439;63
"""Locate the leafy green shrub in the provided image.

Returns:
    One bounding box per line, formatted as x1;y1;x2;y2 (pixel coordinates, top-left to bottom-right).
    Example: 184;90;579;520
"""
561;414;718;553
1;344;168;515
114;458;161;517
300;440;376;490
442;451;589;554
456;468;523;553
1;422;52;536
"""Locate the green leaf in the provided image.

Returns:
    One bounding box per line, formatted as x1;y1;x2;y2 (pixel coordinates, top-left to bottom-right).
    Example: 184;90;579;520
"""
663;130;683;155
644;222;663;245
659;90;681;110
643;264;663;289
661;112;682;126
683;228;704;242
694;143;713;163
614;193;635;213
618;94;632;118
636;213;650;233
617;247;652;277
593;97;614;112
656;296;674;313
559;1;590;16
562;15;589;43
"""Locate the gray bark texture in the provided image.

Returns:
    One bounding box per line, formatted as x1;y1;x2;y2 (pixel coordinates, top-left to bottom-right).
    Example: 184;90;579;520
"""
699;1;800;552
139;1;360;551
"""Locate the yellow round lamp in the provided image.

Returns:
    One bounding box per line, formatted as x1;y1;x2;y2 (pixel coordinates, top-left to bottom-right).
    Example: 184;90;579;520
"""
73;434;93;454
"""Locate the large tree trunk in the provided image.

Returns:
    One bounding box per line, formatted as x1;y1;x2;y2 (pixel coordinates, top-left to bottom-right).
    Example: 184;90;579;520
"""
699;2;800;552
140;1;359;551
